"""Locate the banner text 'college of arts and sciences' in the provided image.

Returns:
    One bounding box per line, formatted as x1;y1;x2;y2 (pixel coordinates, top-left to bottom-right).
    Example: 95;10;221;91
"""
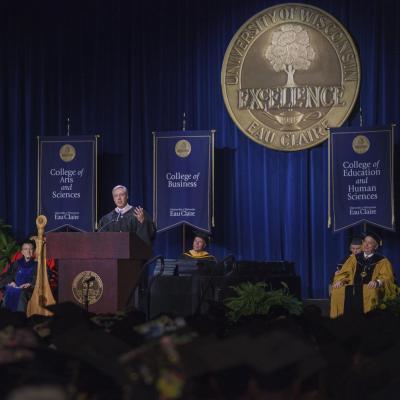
329;126;394;232
153;130;214;233
37;136;98;232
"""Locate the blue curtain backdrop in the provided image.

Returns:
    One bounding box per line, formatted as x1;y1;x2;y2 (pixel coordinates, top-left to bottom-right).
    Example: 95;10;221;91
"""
0;0;399;298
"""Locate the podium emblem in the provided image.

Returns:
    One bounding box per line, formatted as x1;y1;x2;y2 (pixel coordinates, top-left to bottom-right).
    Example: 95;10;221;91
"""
72;271;103;305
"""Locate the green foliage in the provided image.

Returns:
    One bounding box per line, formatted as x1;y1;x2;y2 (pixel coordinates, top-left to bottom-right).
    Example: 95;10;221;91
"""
376;283;400;316
224;281;303;322
0;220;19;272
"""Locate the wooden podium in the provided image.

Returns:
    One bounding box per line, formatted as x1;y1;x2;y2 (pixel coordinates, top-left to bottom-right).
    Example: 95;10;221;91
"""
46;232;152;313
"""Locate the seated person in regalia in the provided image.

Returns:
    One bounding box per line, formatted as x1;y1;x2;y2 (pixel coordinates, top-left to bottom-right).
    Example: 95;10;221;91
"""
182;231;216;262
330;232;395;318
0;240;37;312
336;236;363;273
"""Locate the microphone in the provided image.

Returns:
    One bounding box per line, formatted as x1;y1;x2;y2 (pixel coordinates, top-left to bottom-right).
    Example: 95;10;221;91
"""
97;210;124;232
97;218;116;232
83;276;95;284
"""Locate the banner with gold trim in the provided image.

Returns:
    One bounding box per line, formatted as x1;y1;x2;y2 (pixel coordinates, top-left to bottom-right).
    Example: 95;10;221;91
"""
37;136;98;232
329;126;395;232
153;130;214;233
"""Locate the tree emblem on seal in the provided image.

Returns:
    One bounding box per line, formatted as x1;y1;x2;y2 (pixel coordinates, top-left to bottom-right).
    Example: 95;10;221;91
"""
265;24;315;88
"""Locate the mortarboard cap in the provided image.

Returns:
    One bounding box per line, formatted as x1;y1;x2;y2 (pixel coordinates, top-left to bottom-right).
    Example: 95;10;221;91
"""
350;236;363;246
192;230;210;242
178;329;324;379
43;303;134;387
0;308;27;329
42;301;93;337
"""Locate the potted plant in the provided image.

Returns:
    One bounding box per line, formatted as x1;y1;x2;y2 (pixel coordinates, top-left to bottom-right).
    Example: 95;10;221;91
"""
376;282;400;316
224;281;303;323
0;220;19;273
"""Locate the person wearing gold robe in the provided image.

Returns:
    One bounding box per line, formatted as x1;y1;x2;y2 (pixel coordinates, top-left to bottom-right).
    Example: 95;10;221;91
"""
330;232;395;318
182;231;216;262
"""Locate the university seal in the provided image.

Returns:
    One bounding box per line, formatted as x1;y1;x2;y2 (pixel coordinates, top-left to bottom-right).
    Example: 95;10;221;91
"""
72;271;103;305
221;3;360;151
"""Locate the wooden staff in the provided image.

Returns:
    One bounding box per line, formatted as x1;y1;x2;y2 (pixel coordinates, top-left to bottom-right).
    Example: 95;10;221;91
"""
26;215;56;317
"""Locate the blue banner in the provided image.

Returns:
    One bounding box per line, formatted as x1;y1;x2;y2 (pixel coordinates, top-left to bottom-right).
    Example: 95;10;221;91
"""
153;130;213;233
38;136;97;232
330;126;394;232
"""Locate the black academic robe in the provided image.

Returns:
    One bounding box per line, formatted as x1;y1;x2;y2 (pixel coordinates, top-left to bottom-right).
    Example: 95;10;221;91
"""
0;259;37;312
98;207;155;246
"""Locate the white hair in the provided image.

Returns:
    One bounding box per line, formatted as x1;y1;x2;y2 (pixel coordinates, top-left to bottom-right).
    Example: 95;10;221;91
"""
112;185;128;195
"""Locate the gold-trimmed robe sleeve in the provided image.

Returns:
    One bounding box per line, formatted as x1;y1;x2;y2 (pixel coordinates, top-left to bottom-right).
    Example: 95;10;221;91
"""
330;256;395;318
330;255;356;318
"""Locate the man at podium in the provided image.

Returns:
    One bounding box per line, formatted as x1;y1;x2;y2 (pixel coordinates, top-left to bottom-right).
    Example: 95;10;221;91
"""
98;185;155;246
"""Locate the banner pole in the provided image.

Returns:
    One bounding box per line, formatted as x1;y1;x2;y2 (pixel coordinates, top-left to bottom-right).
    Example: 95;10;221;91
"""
211;129;216;227
182;224;186;254
182;112;186;131
95;135;100;230
391;123;396;226
327;128;331;228
153;132;156;225
37;136;40;216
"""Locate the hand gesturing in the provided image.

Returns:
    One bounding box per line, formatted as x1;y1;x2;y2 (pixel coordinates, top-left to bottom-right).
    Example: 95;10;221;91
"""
133;206;145;224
